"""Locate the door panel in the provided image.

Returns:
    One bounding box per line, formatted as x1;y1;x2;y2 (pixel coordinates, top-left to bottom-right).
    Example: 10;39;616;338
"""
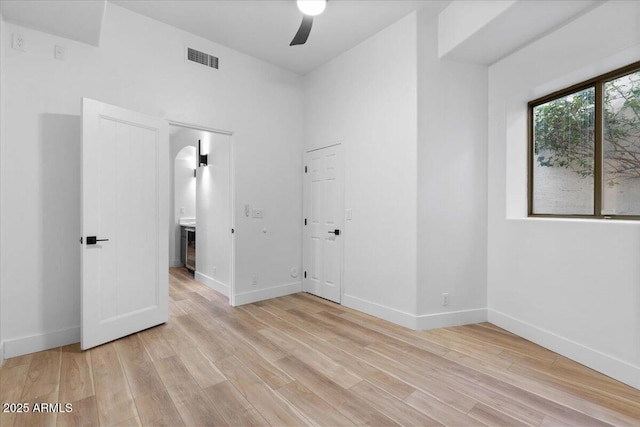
303;144;344;303
82;98;168;350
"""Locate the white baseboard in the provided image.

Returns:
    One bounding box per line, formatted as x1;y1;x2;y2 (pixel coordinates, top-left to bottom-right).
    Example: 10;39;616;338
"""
3;327;80;359
195;271;229;297
417;308;488;330
342;294;488;331
342;294;418;329
235;281;302;306
0;341;4;366
489;309;640;390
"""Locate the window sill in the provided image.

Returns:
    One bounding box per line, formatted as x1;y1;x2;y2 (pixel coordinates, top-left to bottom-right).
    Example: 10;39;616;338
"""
508;216;640;225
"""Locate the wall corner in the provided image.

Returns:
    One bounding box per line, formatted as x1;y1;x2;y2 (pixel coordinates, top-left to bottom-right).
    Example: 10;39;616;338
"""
0;11;6;363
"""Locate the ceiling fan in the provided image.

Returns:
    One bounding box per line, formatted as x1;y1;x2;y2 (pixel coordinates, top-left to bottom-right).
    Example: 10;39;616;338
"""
290;0;327;46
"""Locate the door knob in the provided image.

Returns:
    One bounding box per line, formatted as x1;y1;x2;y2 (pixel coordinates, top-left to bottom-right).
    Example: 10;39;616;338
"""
86;236;109;245
328;229;340;236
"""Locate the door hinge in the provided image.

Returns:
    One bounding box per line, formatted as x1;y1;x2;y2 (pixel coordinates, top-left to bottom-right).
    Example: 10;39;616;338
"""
304;218;307;226
79;236;83;244
304;271;307;278
231;228;235;234
304;166;307;173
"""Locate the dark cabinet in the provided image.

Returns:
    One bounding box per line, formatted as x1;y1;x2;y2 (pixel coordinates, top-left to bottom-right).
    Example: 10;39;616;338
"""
180;226;196;271
185;227;196;271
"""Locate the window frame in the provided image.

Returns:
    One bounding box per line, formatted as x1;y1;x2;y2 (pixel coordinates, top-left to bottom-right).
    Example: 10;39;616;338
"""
528;60;640;220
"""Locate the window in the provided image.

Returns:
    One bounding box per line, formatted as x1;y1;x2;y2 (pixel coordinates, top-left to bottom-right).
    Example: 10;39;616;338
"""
529;61;640;218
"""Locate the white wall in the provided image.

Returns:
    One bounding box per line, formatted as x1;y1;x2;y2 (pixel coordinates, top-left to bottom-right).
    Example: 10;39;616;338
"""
304;13;419;327
173;146;196;266
196;132;231;295
416;10;488;326
0;3;303;357
0;10;5;365
487;0;640;389
169;127;203;268
303;10;488;330
438;0;515;58
169;129;197;267
175;153;196;223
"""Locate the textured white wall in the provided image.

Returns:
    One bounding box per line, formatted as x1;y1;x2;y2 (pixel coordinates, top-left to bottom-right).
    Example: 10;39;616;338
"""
488;0;640;389
0;3;303;356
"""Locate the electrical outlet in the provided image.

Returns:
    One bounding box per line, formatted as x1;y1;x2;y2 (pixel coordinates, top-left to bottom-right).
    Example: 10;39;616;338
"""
213;266;217;276
12;33;26;52
251;275;257;286
252;208;264;219
442;293;449;307
54;44;65;60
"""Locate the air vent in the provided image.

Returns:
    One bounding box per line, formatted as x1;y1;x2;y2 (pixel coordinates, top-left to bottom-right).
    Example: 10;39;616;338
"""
187;47;219;69
209;55;219;69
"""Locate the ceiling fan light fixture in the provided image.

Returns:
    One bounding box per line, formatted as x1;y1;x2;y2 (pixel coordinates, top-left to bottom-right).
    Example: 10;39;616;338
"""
297;0;326;16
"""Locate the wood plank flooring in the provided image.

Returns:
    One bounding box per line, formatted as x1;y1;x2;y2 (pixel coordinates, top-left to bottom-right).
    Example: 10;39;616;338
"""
1;267;639;426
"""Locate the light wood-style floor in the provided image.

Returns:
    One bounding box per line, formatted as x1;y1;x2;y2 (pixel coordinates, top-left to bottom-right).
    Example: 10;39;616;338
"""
1;268;639;427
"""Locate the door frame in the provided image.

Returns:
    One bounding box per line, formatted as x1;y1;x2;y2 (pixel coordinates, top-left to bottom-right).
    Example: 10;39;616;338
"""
302;143;345;304
168;120;236;306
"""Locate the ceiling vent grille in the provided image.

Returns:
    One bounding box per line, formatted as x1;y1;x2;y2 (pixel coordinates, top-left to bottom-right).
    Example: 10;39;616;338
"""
187;47;219;69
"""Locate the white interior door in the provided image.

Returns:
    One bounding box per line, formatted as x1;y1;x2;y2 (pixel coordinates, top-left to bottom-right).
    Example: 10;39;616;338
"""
303;144;344;303
81;98;168;350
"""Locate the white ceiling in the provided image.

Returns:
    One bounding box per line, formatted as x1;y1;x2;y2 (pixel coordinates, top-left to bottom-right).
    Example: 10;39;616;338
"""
110;0;450;75
440;0;602;65
0;0;106;46
0;0;604;75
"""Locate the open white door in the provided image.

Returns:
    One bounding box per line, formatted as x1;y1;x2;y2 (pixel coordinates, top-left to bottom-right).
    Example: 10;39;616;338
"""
303;144;344;303
81;98;168;350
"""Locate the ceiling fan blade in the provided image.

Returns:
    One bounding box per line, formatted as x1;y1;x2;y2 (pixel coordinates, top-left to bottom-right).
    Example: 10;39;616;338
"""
290;15;313;46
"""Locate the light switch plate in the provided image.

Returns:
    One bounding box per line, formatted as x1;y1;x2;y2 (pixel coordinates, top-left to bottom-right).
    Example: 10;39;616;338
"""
54;45;65;60
346;209;353;220
12;33;26;52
